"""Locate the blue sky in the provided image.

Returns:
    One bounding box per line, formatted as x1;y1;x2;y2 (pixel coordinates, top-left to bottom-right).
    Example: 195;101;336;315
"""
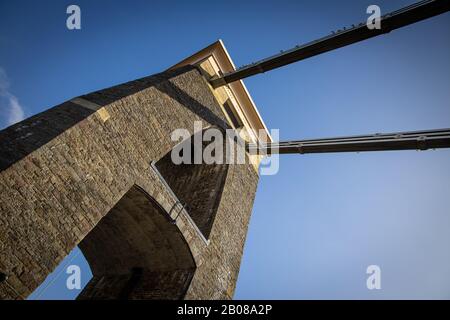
1;0;449;299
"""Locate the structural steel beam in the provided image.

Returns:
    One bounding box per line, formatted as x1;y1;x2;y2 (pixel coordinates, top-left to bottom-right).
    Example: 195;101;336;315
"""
210;0;450;88
247;128;450;155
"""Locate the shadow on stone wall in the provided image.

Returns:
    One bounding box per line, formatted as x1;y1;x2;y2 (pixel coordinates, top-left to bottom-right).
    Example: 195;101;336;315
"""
0;101;95;172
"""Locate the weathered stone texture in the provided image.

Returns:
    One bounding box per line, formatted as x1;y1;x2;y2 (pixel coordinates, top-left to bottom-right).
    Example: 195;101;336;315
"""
0;66;258;300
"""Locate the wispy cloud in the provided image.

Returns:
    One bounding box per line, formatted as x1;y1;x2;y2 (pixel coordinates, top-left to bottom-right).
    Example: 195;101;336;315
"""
0;67;25;127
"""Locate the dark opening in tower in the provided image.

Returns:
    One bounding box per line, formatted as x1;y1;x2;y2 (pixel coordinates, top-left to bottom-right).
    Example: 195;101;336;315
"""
77;185;196;300
155;127;229;239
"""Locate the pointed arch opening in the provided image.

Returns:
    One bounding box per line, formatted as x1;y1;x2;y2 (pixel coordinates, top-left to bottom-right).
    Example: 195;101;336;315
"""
77;185;196;300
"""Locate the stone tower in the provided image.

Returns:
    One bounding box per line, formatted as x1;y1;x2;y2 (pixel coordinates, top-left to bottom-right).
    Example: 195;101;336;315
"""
0;41;271;299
